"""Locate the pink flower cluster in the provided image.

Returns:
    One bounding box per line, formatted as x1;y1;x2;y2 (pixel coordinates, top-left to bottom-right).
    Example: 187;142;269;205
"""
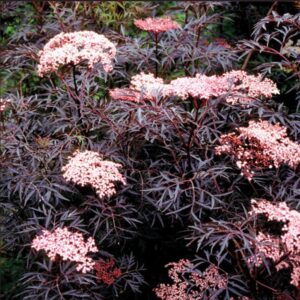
37;31;116;76
164;74;221;100
0;98;10;112
130;72;166;99
247;232;284;268
134;17;180;34
215;120;300;180
154;259;228;300
222;70;279;103
110;72;166;102
109;88;141;103
111;70;278;104
249;199;300;287
62;150;126;199
31;227;98;273
164;70;279;103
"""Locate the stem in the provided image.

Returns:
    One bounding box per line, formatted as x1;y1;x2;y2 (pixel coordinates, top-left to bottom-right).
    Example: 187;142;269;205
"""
196;26;201;48
60;69;81;121
49;1;66;32
154;33;159;78
184;10;188;25
188;99;209;149
186;97;200;171
255;280;279;293
0;112;4;130
192;97;199;121
266;1;278;16
194;25;202;72
125;110;134;149
71;64;82;122
32;0;45;34
242;50;254;70
242;1;278;70
72;64;79;96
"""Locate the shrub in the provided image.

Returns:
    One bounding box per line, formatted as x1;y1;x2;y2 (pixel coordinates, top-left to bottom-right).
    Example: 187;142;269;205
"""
1;2;299;299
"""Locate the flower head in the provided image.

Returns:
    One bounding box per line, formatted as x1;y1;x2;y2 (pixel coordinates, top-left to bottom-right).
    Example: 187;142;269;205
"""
130;72;166;99
134;17;180;34
222;70;279;104
247;232;283;268
94;258;122;285
37;31;116;76
62;150;126;199
164;70;279;104
0;98;11;112
154;259;228;300
164;74;220;100
109;88;141;103
31;227;98;273
215;120;300;180
249;199;300;287
112;70;278;104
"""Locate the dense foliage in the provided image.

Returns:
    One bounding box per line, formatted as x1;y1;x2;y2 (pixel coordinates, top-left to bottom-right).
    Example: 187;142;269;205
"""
1;1;300;299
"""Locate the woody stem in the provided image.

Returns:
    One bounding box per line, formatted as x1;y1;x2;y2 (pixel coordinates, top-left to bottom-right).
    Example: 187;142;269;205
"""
154;33;159;78
72;64;79;96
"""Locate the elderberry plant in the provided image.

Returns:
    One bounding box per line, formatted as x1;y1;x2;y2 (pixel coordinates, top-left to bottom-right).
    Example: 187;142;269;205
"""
1;2;300;300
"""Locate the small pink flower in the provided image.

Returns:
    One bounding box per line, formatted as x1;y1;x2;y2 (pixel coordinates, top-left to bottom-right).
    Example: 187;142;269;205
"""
112;70;278;104
164;70;279;103
247;232;283;267
0;98;11;112
215;121;300;180
109;88;141;103
222;70;279;104
154;259;228;299
130;72;166;99
62;150;126;199
134;17;180;34
31;227;98;273
164;74;220;100
37;31;116;76
249;199;300;287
